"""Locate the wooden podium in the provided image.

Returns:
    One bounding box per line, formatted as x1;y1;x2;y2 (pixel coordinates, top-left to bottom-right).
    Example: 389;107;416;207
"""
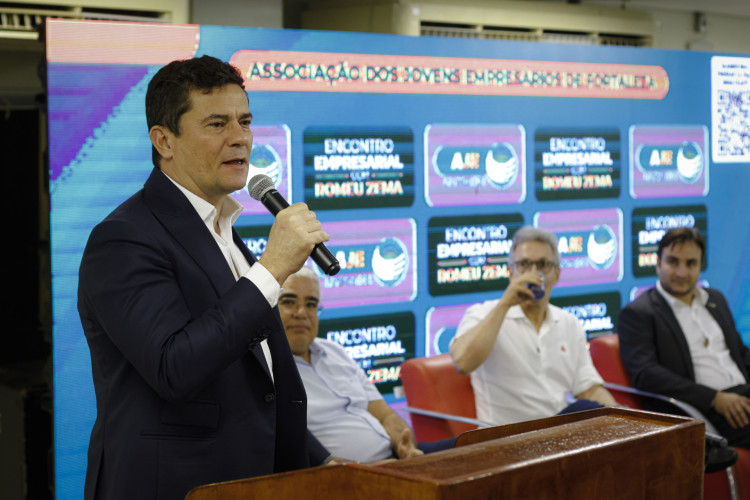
186;408;704;500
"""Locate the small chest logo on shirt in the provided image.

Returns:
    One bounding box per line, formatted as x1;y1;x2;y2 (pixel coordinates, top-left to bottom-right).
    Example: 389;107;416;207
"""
560;345;567;353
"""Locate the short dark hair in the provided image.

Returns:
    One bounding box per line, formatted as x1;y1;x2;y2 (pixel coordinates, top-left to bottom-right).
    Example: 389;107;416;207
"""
145;55;245;168
657;227;706;261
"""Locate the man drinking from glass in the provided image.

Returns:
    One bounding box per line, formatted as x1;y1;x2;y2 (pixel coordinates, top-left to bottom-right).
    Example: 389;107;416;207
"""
450;226;617;425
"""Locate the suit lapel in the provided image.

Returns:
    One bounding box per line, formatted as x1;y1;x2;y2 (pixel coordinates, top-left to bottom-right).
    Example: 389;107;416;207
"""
250;342;272;380
232;229;274;380
143;169;277;382
649;289;696;380
142;169;238;299
704;291;726;339
705;290;750;381
232;229;257;266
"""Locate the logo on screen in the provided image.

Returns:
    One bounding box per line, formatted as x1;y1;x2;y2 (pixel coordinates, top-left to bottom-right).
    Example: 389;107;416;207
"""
676;141;703;183
372;237;409;287
433;142;519;191
485;143;519;190
634;139;706;185
587;225;617;270
248;144;282;185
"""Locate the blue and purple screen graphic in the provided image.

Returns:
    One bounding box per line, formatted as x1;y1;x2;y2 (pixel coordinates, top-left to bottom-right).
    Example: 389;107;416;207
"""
48;19;750;498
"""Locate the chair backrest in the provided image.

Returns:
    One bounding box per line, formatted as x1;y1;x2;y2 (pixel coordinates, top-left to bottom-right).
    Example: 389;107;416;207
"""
400;354;477;443
588;334;643;409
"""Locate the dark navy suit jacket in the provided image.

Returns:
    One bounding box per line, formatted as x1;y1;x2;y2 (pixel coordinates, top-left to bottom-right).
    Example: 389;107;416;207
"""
618;287;750;415
78;169;328;500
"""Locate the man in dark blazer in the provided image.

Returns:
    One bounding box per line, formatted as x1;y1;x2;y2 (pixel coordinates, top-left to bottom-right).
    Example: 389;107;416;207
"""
78;56;330;500
619;227;750;448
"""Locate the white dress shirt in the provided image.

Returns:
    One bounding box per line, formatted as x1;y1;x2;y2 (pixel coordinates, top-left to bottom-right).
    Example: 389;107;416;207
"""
295;339;392;462
656;281;745;390
164;172;278;378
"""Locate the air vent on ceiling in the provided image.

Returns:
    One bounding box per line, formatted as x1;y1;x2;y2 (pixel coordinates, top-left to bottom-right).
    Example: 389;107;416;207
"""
0;3;168;40
420;21;651;47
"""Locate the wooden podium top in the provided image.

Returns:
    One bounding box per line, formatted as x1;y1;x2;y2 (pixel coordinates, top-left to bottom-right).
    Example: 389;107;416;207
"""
186;408;704;500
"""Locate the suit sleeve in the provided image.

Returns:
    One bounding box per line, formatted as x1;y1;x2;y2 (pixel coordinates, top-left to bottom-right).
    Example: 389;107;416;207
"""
618;301;717;414
79;217;275;401
306;429;330;466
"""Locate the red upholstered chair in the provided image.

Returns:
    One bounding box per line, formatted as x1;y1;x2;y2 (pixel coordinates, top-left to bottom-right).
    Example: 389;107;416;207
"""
588;334;642;409
400;354;489;443
589;334;750;500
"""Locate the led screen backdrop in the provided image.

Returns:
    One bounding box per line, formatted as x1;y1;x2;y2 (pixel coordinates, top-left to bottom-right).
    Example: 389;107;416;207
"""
48;19;750;498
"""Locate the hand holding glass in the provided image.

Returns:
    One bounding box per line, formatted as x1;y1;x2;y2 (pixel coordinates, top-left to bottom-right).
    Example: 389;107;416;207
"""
526;270;546;300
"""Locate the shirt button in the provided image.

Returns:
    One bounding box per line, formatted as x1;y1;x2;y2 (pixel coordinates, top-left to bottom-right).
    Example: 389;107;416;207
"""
264;393;275;403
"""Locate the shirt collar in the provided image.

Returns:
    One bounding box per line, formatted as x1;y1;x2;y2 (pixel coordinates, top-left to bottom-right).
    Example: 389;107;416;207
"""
309;338;323;356
162;170;243;227
297;338;325;365
506;303;560;323
656;279;708;308
506;305;526;319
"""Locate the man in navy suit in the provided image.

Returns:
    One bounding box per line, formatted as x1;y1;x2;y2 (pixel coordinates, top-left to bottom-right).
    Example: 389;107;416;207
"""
78;56;330;500
619;227;750;448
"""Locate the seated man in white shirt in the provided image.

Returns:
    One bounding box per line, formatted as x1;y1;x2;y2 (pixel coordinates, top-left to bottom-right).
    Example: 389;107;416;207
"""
280;267;427;462
449;226;618;426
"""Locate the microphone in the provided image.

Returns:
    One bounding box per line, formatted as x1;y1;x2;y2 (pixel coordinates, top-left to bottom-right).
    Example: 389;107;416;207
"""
248;174;340;276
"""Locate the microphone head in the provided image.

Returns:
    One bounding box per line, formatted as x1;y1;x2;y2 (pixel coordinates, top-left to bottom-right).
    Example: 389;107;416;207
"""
248;174;276;201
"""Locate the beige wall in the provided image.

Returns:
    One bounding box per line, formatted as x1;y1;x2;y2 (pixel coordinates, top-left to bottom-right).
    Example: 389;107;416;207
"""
192;0;282;28
0;0;280;106
299;0;750;54
3;0;189;22
650;8;750;53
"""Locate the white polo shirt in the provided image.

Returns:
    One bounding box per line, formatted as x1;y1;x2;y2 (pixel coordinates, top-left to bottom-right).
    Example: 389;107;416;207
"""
452;301;603;426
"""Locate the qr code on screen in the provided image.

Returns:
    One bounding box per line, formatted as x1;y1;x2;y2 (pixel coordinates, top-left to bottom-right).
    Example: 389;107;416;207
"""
715;89;750;158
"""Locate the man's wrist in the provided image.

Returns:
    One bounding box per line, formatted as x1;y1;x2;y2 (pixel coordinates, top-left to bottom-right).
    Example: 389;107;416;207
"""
322;455;359;466
244;261;281;307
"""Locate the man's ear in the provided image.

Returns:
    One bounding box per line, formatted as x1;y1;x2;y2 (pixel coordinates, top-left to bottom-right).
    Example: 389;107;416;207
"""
149;126;174;161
